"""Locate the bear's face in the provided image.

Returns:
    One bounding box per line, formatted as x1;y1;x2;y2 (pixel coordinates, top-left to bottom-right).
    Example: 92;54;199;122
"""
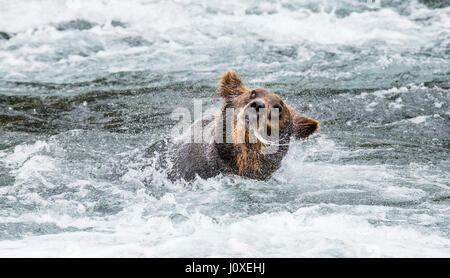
216;70;320;179
218;70;319;146
231;88;293;145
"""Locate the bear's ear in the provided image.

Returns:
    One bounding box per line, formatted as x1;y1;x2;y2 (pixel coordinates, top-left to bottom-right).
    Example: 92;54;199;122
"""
293;115;320;139
218;70;247;98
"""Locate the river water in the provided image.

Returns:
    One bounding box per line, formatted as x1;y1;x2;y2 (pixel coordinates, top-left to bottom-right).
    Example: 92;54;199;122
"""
0;0;449;257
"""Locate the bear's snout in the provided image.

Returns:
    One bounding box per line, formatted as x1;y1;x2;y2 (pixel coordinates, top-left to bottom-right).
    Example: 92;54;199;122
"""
245;100;266;124
248;99;265;112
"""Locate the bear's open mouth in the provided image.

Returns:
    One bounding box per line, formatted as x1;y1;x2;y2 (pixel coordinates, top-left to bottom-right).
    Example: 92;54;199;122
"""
244;111;259;124
252;129;271;145
251;129;289;147
243;109;277;145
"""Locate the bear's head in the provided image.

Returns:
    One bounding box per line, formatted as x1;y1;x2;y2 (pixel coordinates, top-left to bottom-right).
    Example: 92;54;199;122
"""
215;70;319;179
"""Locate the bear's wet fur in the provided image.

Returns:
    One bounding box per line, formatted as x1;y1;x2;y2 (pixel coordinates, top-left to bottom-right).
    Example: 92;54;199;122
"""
145;70;319;181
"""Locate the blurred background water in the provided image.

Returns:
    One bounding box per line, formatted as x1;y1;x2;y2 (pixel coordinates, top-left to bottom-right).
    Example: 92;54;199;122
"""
0;0;449;257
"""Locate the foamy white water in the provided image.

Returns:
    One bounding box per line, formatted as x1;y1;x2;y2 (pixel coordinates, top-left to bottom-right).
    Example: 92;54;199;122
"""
0;0;449;257
0;0;449;88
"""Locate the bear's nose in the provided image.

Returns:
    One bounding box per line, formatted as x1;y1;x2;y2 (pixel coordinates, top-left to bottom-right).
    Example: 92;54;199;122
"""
249;100;265;112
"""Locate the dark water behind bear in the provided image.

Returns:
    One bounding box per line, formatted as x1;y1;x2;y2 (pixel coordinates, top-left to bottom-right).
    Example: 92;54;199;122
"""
0;0;449;257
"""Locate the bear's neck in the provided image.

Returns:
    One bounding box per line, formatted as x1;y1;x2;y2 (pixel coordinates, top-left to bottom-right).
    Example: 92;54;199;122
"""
213;138;291;180
235;142;265;178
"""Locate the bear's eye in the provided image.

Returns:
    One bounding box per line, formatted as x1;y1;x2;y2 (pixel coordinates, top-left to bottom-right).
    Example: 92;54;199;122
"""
273;104;283;113
250;90;257;99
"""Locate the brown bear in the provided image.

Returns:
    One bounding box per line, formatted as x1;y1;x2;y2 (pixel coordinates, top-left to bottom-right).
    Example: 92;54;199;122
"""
146;70;319;181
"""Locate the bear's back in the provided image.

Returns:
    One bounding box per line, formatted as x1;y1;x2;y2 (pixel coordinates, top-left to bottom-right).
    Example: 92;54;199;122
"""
170;113;221;180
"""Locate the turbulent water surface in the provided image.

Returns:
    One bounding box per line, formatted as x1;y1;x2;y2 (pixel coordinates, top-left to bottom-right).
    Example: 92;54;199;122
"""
0;0;449;257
